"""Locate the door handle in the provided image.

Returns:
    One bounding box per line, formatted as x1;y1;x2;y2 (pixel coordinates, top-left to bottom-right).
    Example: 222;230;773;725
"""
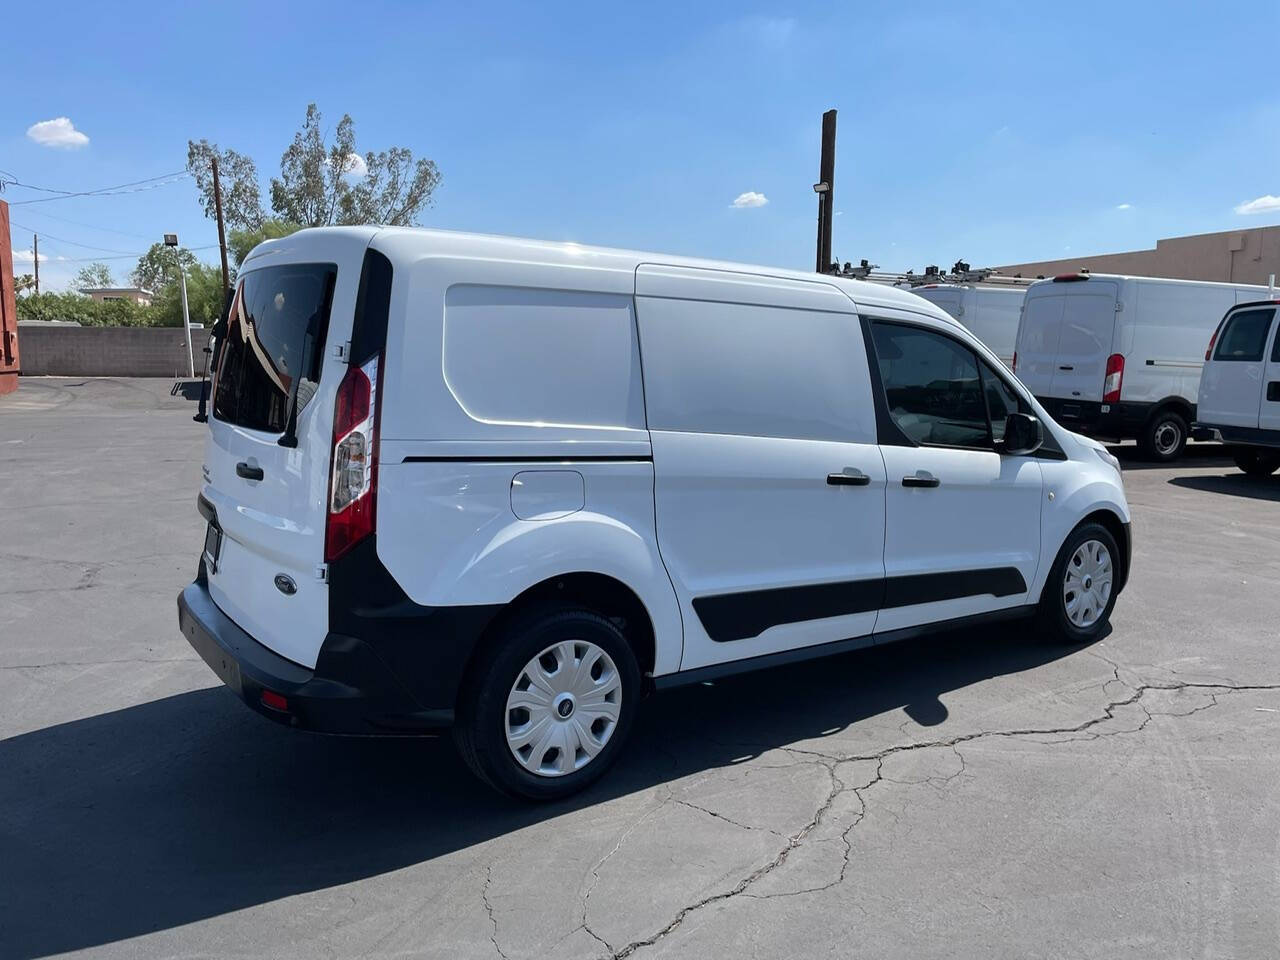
1058;365;1074;371
902;474;940;489
1268;381;1280;402
236;462;264;481
827;471;871;486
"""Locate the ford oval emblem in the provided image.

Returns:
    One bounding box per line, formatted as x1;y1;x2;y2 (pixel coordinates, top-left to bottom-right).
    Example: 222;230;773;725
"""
274;574;297;596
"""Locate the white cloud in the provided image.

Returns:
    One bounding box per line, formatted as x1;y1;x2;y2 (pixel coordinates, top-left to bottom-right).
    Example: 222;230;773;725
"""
26;116;89;149
834;210;844;217
342;152;367;179
1234;194;1280;216
1115;203;1132;210
731;191;768;209
12;248;47;263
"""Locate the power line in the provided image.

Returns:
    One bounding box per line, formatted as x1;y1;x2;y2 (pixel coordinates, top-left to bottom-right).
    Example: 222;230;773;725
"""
9;220;143;255
15;207;159;242
0;170;191;206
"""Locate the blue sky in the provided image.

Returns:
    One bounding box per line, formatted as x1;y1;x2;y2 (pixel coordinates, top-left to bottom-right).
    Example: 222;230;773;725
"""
3;0;1279;290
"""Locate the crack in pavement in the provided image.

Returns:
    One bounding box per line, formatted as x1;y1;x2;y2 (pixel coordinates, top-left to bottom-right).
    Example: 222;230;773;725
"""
481;862;510;960
597;674;1280;959
0;656;200;672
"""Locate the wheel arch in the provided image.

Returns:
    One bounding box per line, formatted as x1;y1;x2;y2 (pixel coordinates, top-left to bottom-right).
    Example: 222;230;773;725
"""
1076;508;1132;594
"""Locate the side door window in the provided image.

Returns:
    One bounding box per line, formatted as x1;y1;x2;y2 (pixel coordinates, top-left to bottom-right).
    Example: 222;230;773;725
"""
870;321;991;448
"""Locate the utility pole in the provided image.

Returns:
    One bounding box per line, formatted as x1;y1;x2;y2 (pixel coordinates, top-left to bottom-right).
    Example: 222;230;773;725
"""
33;234;39;294
813;109;837;273
211;157;231;296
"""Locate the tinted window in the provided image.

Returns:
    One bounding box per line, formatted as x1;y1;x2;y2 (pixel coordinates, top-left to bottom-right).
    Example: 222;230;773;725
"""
1214;309;1274;362
872;323;989;448
214;264;336;432
981;360;1025;442
1271;312;1280;363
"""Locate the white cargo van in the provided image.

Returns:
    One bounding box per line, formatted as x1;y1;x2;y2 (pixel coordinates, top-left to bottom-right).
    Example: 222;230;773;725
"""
1195;299;1280;475
909;284;1025;368
178;227;1131;800
1013;273;1271;461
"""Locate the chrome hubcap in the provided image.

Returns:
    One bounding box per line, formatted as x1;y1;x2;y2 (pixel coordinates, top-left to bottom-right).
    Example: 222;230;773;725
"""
1063;539;1113;628
505;640;622;777
1154;421;1181;455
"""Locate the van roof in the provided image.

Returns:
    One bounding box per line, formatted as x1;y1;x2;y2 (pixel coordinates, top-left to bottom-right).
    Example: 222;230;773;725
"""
244;224;961;329
1025;272;1272;293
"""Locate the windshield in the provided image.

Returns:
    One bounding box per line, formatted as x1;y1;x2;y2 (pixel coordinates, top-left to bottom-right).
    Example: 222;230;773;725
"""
213;263;336;433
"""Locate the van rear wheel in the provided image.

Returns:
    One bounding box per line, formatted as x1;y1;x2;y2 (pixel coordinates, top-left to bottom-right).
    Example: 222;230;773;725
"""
454;606;640;801
1138;409;1187;462
1232;447;1280;477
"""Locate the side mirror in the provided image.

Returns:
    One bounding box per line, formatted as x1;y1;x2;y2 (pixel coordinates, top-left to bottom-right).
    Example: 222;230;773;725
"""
1001;412;1043;457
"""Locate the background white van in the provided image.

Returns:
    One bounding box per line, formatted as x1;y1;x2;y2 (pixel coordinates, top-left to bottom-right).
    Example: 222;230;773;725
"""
1013;273;1271;460
910;283;1025;368
1196;299;1280;475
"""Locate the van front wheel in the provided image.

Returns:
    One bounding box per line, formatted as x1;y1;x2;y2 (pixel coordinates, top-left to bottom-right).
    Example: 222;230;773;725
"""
1036;522;1121;645
1232;447;1280;477
1138;409;1187;462
454;606;641;801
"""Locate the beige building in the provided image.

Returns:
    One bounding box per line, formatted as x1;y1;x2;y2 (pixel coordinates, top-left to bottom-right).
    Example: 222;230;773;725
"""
994;225;1280;286
80;286;153;306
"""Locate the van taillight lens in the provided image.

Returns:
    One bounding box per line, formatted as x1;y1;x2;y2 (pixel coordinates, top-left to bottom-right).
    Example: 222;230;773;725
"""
1011;351;1018;372
1205;322;1223;361
325;355;380;562
1102;353;1124;403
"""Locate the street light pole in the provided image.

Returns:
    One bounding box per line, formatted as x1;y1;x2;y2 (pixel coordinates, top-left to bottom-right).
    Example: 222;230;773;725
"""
165;233;195;378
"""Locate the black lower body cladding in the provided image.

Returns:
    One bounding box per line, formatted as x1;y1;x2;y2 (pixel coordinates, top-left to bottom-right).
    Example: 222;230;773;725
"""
1035;397;1155;442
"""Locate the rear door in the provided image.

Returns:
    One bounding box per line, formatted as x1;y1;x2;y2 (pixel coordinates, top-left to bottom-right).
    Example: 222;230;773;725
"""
1198;306;1275;428
1014;288;1065;396
1048;281;1119;401
203;233;372;668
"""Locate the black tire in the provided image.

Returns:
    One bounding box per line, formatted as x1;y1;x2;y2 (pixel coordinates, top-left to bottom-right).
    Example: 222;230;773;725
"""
454;606;641;801
1232;447;1280;477
1036;521;1122;645
1138;408;1188;462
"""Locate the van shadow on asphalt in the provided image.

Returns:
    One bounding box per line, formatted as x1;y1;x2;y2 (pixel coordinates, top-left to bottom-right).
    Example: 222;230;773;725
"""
1;622;1091;958
1168;473;1280;502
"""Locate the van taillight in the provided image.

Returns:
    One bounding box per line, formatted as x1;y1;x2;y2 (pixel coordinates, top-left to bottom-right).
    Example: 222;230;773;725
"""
1011;351;1018;372
1102;353;1124;403
325;355;381;562
1205;321;1224;361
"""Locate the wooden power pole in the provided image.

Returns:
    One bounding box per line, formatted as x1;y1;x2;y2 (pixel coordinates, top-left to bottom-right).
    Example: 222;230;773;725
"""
814;109;837;273
33;234;39;295
211;157;231;296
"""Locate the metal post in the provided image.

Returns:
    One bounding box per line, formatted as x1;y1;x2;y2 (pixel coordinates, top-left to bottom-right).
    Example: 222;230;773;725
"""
178;259;194;378
33;234;39;295
815;110;837;273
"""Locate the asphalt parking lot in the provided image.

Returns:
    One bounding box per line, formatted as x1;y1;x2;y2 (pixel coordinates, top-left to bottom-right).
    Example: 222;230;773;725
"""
3;377;1279;959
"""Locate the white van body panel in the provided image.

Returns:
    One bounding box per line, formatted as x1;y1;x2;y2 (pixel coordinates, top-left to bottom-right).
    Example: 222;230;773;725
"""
202;227;377;668
1198;304;1280;430
1016;275;1270;411
911;285;1025;367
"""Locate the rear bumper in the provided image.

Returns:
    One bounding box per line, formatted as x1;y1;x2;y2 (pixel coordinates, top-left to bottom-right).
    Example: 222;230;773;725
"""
1035;397;1153;441
1192;422;1280;450
177;579;453;735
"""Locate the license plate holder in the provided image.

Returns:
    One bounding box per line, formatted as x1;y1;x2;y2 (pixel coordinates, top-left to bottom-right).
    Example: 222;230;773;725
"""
203;521;223;574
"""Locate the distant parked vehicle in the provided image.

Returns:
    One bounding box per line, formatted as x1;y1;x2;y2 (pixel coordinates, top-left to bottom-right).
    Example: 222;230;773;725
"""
1195;299;1280;476
910;283;1025;368
1013;273;1272;461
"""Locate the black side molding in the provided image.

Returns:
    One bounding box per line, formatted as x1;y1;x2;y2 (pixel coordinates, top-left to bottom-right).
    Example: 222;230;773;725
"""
694;567;1029;643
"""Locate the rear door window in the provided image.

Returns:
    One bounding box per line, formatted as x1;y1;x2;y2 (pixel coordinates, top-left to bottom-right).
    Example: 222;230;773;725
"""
1214;308;1275;362
214;263;337;432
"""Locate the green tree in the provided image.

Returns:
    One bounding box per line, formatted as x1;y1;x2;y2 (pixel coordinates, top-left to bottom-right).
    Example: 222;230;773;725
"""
73;262;115;289
269;103;441;227
15;274;35;295
228;218;302;267
16;291;153;327
131;243;197;293
187;140;264;230
151;262;228;328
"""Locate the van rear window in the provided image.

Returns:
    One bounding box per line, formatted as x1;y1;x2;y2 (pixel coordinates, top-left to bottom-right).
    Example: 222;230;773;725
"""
214;263;336;433
1214;308;1274;363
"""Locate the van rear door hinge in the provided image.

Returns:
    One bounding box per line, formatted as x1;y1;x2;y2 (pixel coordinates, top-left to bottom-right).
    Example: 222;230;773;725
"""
315;563;329;583
333;341;351;361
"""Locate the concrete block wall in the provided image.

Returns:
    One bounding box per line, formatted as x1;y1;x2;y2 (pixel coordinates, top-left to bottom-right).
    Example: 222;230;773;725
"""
17;325;212;378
